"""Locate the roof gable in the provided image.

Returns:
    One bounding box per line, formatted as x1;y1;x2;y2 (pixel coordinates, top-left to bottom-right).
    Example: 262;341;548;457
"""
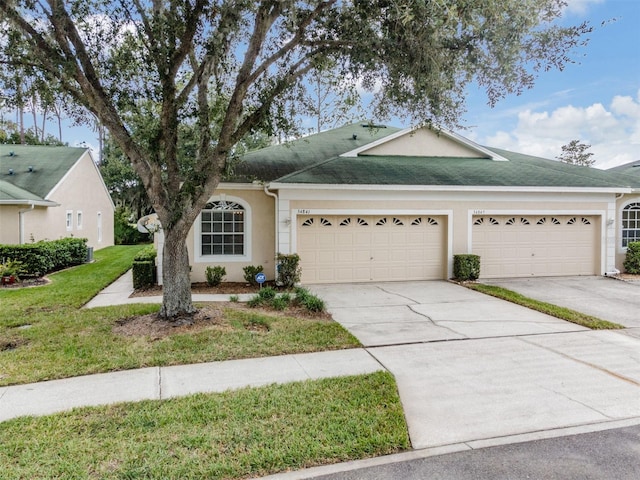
0;145;86;200
342;126;508;161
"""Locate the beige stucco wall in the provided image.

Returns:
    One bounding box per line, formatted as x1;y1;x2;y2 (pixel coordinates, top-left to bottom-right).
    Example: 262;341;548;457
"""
1;152;114;250
615;193;640;272
0;205;23;244
183;186;276;283
276;188;617;279
39;152;114;249
363;128;487;158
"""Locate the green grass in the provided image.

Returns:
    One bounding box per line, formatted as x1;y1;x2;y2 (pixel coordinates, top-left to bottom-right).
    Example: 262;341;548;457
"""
0;371;410;479
466;283;625;330
0;246;359;386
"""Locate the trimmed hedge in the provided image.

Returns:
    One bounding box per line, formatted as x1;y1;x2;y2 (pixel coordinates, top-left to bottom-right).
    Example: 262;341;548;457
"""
0;238;88;276
132;246;157;289
453;254;480;281
623;242;640;274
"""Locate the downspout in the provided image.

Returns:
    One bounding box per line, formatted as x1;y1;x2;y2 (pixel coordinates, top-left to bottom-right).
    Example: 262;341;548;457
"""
263;184;279;281
18;203;35;244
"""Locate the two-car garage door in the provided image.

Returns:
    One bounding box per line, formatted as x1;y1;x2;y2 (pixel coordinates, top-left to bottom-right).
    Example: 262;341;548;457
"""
473;215;598;278
295;213;599;283
297;214;446;283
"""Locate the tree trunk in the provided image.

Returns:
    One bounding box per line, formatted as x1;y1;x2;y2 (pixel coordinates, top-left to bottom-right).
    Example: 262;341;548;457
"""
159;227;196;318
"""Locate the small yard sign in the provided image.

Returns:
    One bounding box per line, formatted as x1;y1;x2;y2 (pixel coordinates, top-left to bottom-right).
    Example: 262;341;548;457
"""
255;272;266;286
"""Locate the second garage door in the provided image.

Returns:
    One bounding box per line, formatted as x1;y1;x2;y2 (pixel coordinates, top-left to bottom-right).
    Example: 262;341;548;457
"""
297;214;446;283
472;215;599;278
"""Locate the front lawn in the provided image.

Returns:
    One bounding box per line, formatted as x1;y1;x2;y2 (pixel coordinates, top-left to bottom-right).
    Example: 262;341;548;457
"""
0;371;410;479
0;246;359;386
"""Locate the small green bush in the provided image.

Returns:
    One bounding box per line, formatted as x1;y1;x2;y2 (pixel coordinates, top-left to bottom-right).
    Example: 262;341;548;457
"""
132;261;156;289
133;245;157;262
624;242;640;274
0;259;24;280
247;296;264;308
257;286;277;300
271;296;288;311
293;286;311;306
229;295;239;303
280;292;292;304
243;265;264;286
276;253;301;288
453;254;480;281
302;294;326;313
205;265;226;286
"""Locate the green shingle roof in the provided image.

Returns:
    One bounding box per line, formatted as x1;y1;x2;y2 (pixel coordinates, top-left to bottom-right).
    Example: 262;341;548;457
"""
273;147;633;188
234;123;402;182
0;145;86;201
607;160;640;188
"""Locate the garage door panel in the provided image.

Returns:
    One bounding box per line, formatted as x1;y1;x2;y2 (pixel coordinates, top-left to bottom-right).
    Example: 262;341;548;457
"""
297;215;445;283
473;215;598;278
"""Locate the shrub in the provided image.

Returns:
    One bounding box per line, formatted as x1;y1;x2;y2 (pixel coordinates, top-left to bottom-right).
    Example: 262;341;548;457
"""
624;242;640;274
280;292;292;304
257;286;277;300
205;265;226;286
243;265;264;286
132;261;156;289
134;245;157;262
453;254;480;281
293;286;311;305
271;296;288;311
229;295;239;303
0;259;25;280
247;296;264;308
0;238;88;276
276;253;301;288
302;294;325;313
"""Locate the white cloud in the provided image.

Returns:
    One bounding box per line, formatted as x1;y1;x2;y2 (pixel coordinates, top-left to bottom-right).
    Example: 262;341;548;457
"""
482;90;640;169
564;0;605;15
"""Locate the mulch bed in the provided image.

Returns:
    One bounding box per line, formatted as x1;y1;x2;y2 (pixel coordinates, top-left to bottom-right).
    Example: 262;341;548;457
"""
130;282;274;297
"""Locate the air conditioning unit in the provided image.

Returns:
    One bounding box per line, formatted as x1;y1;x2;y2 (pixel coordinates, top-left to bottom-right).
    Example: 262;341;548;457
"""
85;247;94;263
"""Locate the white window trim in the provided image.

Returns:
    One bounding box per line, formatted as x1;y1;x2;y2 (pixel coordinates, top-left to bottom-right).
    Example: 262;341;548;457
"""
97;212;103;242
76;210;83;230
66;210;73;231
619;200;640;252
194;195;252;263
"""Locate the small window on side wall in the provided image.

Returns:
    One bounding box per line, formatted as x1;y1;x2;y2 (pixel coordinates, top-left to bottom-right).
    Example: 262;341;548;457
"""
77;211;83;230
66;210;73;231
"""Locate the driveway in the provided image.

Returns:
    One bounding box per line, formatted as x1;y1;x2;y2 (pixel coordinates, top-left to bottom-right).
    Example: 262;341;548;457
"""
309;281;640;450
482;276;640;330
310;281;585;347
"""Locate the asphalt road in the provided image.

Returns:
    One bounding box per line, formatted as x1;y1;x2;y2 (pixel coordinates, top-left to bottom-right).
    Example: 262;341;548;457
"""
311;425;640;480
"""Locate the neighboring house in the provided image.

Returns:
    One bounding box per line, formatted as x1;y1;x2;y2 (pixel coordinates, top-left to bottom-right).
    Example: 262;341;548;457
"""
607;160;640;271
0;145;114;250
155;122;637;284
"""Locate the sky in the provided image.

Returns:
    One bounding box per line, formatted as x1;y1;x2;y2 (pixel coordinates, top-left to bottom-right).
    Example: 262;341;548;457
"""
461;0;640;170
12;0;640;171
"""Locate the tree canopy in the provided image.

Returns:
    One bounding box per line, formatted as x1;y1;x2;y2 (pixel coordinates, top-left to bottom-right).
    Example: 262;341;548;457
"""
0;0;592;318
556;139;596;167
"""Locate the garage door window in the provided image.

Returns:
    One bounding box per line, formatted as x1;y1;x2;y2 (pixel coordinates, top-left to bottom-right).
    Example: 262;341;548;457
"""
622;203;640;248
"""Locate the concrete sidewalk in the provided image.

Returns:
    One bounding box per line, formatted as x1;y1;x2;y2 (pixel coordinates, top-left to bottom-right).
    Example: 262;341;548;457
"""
0;349;382;422
84;269;255;307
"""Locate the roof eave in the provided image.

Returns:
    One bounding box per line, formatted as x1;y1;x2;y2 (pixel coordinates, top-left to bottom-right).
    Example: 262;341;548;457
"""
267;183;632;194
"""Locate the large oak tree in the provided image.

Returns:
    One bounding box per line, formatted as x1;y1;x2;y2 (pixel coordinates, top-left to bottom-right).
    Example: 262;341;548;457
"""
1;0;590;318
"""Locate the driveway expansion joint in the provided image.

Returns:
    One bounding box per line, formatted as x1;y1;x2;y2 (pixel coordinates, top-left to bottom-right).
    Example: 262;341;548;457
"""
518;336;640;387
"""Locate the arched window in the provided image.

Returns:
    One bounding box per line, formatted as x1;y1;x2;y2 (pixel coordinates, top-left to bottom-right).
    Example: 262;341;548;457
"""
200;200;246;256
622;202;640;248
